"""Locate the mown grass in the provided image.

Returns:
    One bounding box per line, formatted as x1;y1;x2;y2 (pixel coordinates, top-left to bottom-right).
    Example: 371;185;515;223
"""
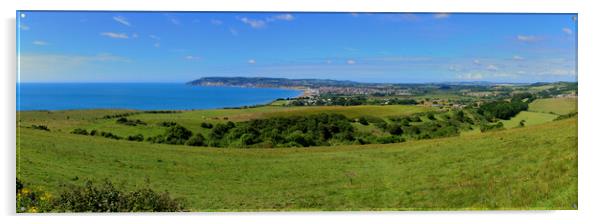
529;98;577;115
17;115;577;211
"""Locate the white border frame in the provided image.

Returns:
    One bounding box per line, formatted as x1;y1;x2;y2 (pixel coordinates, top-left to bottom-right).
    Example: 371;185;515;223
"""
2;1;600;224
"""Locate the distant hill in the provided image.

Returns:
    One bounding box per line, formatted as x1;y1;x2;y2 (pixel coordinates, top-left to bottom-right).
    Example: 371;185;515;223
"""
188;77;574;88
187;77;363;88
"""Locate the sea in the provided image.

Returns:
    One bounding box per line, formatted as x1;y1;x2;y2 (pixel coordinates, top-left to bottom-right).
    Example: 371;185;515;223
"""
16;83;302;111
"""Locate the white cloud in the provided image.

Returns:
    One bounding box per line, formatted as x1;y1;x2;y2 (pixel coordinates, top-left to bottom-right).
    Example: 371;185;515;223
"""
248;59;256;64
184;56;201;60
113;16;131;26
271;14;295;21
32;40;48;46
433;13;450;19
562;27;573;35
513;55;525;60
240;17;266;29
162;14;181;26
19;24;30;30
486;64;499;71
211;19;223;25
100;32;129;39
239;14;294;29
516;35;539;42
346;59;356;65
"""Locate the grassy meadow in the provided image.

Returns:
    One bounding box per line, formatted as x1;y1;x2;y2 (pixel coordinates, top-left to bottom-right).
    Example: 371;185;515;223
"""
529;98;577;115
16;103;577;211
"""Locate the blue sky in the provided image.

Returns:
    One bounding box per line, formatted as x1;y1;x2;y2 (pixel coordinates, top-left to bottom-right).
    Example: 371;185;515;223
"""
17;11;577;83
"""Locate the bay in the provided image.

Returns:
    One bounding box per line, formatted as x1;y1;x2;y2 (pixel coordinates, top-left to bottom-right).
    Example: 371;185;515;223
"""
17;83;301;111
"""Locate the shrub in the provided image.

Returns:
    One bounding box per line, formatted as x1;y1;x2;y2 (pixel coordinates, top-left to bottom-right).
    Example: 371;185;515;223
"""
100;131;122;140
185;133;207;146
126;134;145;142
357;117;369;125
53;179;186;212
427;113;436;120
116;118;147;126
148;125;193;145
163;125;193;145
387;124;403;135
89;129;98;136
71;128;88;135
158;121;177;127
200;122;213;129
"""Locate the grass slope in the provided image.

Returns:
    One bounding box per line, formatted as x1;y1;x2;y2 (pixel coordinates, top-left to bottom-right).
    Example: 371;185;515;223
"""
501;111;558;128
17;117;577;211
529;98;577;115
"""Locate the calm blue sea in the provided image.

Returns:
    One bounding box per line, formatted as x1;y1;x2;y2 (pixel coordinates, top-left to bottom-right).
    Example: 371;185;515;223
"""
17;83;301;111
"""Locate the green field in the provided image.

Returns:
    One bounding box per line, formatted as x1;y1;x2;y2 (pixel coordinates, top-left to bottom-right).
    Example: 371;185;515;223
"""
501;111;559;128
17;107;577;211
529;98;577;115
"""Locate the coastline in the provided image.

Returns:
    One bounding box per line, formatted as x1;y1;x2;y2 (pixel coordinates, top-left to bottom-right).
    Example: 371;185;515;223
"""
190;83;312;98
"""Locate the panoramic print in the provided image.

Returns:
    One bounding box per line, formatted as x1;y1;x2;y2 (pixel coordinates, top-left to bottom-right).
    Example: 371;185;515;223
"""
16;11;577;212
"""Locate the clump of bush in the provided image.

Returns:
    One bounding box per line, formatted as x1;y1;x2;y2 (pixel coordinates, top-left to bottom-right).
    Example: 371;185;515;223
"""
54;179;186;212
116;117;147;126
71;128;88;135
158;121;177;127
477;101;528;121
17;178;186;212
200;122;213;129
100;131;122;140
126;134;144;142
31;125;50;131
185;133;207;146
147;125;193;145
102;112;140;119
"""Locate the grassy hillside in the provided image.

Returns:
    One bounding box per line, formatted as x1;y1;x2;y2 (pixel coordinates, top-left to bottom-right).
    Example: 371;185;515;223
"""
529;98;577;115
17;116;577;211
501;111;558;128
17;105;431;143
